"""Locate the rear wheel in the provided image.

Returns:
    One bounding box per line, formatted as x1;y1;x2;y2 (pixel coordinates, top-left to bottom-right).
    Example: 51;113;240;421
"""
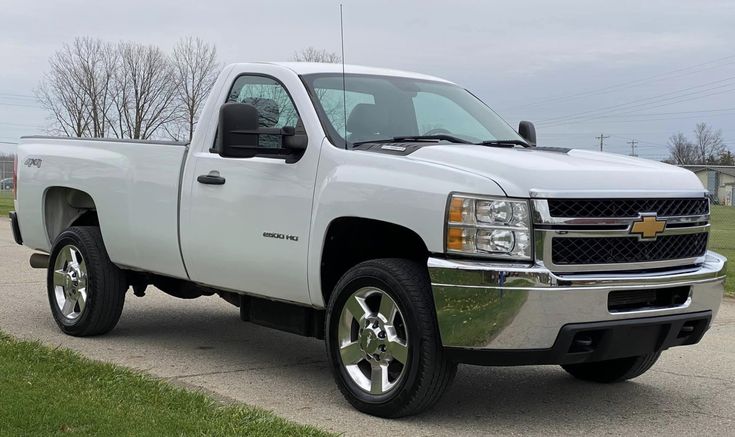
47;226;127;336
561;352;661;383
325;258;456;418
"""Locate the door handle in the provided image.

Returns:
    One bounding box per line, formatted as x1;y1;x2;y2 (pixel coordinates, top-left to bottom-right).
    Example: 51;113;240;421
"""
197;173;226;185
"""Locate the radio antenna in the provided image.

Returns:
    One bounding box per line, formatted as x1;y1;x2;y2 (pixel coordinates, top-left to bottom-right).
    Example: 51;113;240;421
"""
340;4;348;149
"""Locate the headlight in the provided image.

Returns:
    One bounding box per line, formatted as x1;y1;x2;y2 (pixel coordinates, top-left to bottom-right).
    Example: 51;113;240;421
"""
446;194;532;260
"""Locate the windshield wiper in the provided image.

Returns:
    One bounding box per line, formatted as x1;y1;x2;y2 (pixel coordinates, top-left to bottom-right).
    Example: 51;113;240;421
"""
393;135;472;144
353;134;472;146
479;139;530;148
353;136;528;147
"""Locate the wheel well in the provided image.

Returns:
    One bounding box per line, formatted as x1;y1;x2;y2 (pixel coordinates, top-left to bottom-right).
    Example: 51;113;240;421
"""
44;187;98;245
320;217;429;304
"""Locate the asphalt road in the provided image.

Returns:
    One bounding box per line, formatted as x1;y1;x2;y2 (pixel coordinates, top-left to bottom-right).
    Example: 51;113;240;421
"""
1;224;734;436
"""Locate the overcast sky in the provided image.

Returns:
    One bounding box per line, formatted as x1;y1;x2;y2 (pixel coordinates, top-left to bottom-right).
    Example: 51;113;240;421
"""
1;0;734;159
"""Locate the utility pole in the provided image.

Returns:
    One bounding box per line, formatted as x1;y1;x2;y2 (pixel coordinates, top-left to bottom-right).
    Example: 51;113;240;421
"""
595;133;610;152
627;139;638;157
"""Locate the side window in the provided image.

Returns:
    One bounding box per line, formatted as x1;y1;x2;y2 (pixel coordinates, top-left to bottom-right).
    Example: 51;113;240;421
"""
226;75;300;148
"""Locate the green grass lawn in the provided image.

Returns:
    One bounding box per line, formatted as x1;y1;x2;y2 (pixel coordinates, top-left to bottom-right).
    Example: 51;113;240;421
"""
710;205;734;296
0;190;12;217
0;332;332;437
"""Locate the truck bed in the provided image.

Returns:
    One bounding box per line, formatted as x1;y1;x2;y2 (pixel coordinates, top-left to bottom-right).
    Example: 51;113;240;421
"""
16;136;190;279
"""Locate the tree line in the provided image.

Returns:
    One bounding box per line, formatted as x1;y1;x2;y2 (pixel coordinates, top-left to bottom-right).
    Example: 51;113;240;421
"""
38;37;219;141
666;122;732;165
38;37;339;142
43;39;731;166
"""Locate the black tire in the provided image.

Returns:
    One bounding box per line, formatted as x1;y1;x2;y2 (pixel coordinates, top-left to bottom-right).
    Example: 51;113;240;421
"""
325;258;456;418
47;226;127;336
561;352;661;383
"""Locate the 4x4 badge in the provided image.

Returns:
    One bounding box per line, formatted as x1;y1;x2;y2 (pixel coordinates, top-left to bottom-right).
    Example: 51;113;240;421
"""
630;214;666;240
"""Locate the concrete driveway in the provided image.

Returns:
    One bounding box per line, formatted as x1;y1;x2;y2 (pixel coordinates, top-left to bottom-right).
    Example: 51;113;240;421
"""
1;224;734;436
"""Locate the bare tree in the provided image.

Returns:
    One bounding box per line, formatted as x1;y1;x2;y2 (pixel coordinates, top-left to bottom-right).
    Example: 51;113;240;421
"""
292;47;341;63
37;77;87;137
290;47;350;134
72;38;116;138
109;42;177;140
168;37;220;141
667;132;696;165
666;124;730;165
692;122;726;164
38;37;221;141
81;40;116;138
37;37;116;137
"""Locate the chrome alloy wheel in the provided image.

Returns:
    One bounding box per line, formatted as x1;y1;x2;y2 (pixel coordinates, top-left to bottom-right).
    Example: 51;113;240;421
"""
52;244;88;321
338;287;409;395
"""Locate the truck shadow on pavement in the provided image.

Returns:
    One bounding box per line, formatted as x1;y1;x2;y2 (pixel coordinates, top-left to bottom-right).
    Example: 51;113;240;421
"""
79;295;720;434
430;367;674;430
100;296;712;432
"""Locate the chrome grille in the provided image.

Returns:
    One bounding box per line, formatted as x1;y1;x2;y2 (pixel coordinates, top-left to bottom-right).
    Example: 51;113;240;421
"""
552;233;708;265
533;195;710;273
547;198;709;218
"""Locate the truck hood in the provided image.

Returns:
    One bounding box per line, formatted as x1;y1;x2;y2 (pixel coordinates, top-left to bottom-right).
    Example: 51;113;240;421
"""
408;145;705;198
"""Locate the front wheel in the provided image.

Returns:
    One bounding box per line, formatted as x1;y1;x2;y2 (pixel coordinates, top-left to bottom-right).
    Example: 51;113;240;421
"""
561;352;661;383
325;259;456;418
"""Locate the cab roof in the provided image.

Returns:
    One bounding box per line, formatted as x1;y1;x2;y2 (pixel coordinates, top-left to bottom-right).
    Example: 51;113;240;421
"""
240;62;454;84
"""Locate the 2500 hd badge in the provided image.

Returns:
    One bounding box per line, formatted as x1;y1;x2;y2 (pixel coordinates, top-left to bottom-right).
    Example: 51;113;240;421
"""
263;231;299;242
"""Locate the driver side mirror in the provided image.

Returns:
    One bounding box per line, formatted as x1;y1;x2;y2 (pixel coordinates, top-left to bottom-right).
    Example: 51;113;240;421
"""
518;121;536;147
215;102;307;158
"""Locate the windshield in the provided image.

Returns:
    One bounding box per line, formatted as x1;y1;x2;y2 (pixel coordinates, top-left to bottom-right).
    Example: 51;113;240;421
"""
302;73;524;148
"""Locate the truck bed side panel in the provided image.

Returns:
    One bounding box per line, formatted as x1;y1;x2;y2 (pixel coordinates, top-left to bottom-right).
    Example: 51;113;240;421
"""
16;138;188;279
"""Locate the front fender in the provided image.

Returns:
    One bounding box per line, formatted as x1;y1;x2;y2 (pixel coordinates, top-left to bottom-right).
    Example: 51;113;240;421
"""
307;142;505;306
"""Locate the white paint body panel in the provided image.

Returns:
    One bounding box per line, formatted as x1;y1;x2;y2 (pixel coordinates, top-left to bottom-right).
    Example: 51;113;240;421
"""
305;143;503;306
14;62;708;309
409;145;705;198
270;62;453;83
15;139;188;278
179;64;324;304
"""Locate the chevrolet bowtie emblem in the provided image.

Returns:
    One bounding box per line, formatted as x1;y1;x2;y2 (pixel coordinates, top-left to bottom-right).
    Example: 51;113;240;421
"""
630;214;667;240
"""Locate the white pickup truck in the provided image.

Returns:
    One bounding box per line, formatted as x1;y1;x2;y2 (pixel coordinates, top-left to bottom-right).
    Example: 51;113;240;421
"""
10;62;727;417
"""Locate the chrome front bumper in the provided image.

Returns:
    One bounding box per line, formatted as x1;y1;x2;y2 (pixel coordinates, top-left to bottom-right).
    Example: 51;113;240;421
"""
428;251;726;350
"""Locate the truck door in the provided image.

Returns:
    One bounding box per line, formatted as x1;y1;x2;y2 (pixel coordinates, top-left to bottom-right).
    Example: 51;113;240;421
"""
180;73;319;305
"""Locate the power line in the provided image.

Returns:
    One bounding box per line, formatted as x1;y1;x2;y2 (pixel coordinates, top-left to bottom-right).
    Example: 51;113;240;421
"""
627;139;638;157
610;135;669;148
595;133;610;151
0;101;42;109
537;78;735;125
0;92;36;100
537;76;735;125
538;86;735;128
559;113;735;124
542;132;674;155
507;53;735;110
556;107;735;119
0;121;44;128
541;130;680;135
